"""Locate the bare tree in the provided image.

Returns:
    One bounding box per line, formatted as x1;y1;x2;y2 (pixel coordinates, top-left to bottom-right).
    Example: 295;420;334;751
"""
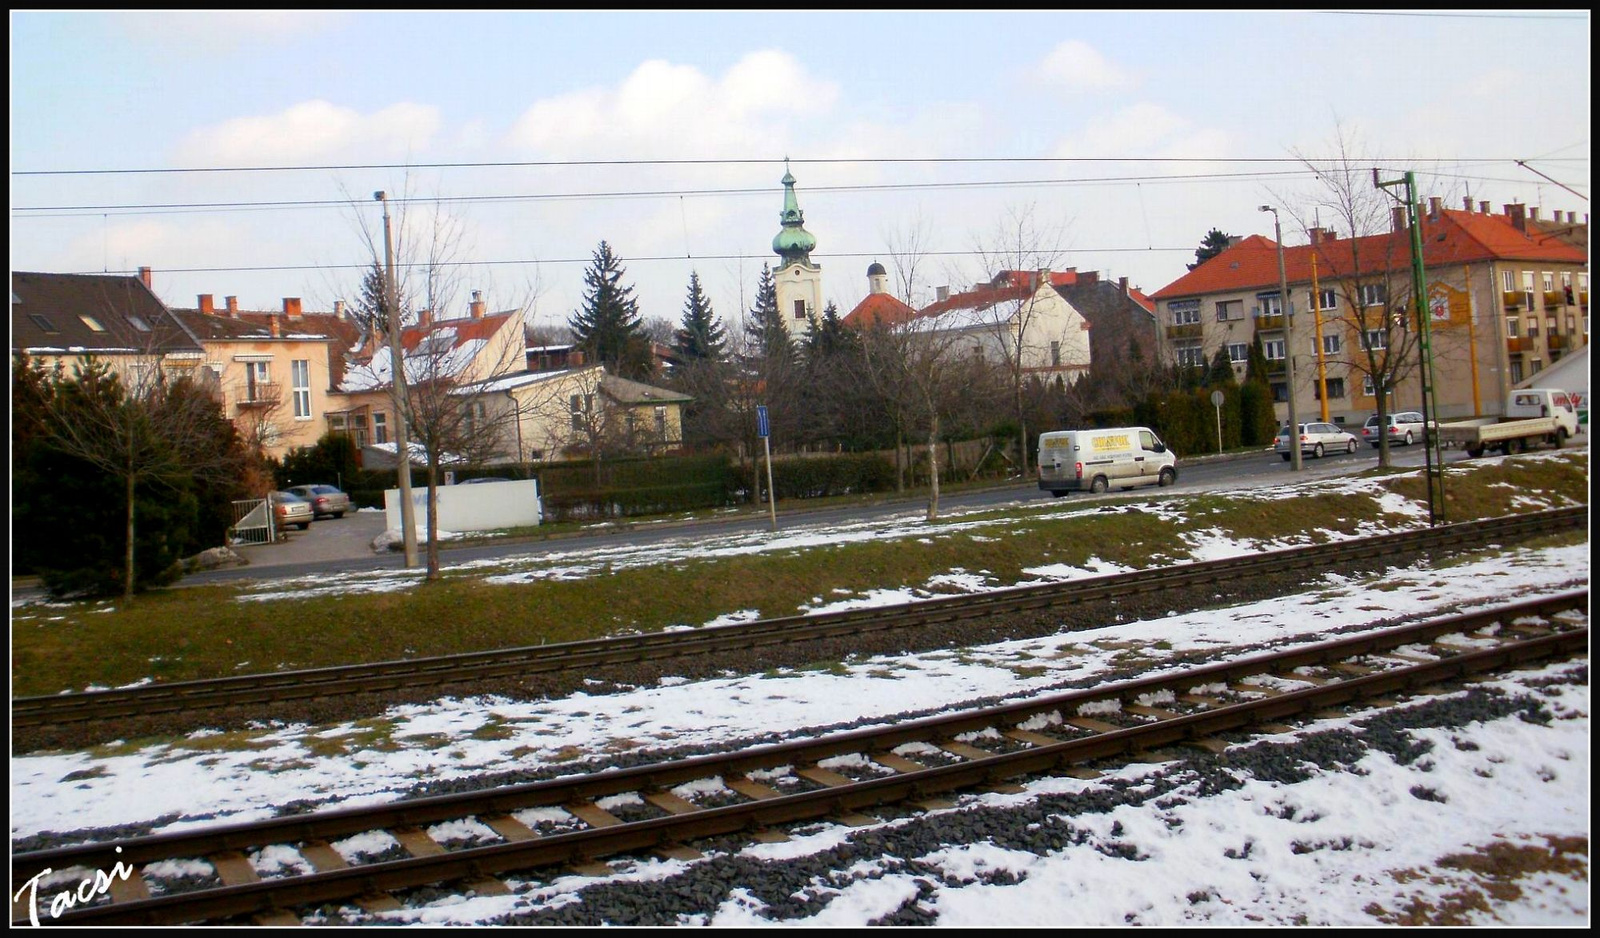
966;203;1073;476
1279;127;1425;468
857;305;983;521
882;210;936;310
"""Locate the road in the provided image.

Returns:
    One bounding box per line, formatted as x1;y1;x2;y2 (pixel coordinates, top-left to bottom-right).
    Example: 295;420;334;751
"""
172;438;1513;589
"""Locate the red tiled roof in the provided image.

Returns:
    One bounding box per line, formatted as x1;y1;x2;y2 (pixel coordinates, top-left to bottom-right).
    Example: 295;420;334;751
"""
842;292;918;329
1152;210;1588;301
399;310;516;353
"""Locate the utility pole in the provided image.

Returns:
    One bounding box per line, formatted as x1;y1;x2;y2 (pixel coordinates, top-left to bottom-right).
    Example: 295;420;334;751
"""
376;190;418;566
1374;170;1445;524
1260;205;1300;471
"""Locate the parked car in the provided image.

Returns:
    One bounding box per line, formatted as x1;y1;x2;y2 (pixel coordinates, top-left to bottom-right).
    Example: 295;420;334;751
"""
269;491;314;530
285;483;351;519
461;477;512;484
1275;422;1360;460
1362;411;1427;448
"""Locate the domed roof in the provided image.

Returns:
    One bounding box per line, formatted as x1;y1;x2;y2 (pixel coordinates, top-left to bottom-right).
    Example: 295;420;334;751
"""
867;262;887;276
772;162;817;266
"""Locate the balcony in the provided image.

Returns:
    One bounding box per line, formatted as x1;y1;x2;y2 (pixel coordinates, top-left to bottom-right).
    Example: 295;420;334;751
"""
1254;313;1285;331
1549;333;1568;350
1265;359;1287;375
1166;322;1204;340
1501;291;1522;311
234;381;281;408
1506;337;1527;354
1544;291;1565;309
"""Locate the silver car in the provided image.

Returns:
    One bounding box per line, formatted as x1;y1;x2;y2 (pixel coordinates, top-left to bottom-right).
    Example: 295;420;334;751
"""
269;491;314;530
285;484;350;519
1276;422;1360;460
1362;411;1426;447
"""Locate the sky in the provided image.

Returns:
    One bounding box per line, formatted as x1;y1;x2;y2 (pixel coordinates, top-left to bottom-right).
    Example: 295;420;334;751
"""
9;10;1592;339
9;453;1590;925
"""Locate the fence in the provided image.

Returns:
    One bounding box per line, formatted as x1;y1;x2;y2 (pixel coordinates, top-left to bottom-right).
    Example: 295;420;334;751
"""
229;498;274;546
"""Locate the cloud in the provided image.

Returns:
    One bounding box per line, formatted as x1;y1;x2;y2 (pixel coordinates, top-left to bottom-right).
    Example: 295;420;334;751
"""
506;50;839;161
1037;40;1134;92
176;100;442;165
1053;103;1230;161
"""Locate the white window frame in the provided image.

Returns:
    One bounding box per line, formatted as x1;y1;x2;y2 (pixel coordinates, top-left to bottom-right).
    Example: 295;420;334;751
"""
1227;343;1248;363
1175;344;1205;368
1505;317;1519;338
1360;283;1387;307
1310;288;1337;311
1263;339;1285;361
290;359;311;420
1322;334;1341;355
245;361;270;401
1215;300;1242;321
373;412;388;445
1362;374;1376;397
1363;329;1387;350
1257;293;1283;317
1169;300;1201;326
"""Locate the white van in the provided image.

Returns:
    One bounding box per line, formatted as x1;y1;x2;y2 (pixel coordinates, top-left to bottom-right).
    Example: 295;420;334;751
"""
1037;427;1178;496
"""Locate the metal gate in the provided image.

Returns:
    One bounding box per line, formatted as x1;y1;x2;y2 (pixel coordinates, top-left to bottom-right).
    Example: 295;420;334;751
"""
230;498;275;546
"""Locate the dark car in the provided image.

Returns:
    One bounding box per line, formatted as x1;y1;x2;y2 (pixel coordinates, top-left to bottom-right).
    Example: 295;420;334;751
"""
285;484;351;519
269;491;314;530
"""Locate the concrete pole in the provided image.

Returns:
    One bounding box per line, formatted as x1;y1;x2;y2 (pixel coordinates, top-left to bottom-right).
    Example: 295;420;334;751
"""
1262;205;1300;471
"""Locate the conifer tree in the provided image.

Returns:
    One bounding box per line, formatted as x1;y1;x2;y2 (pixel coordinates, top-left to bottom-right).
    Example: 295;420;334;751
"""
673;270;726;362
744;263;793;364
1188;228;1235;271
569;240;652;380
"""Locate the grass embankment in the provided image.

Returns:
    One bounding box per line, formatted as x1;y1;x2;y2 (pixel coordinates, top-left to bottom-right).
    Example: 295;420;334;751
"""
11;452;1588;698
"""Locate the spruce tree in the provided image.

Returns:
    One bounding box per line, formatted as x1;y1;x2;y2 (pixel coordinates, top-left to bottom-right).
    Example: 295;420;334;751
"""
569;241;652;380
1188;228;1235;271
673;271;726;362
744;263;792;363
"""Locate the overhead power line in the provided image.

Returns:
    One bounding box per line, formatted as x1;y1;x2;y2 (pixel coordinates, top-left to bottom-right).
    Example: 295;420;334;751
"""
10;154;1550;178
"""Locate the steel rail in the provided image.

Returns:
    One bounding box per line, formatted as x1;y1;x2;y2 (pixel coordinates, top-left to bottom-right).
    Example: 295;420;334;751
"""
15;591;1587;926
13;508;1586;733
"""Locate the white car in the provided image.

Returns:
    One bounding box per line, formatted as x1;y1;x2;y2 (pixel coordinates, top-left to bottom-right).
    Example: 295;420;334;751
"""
1276;422;1360;461
1362;411;1427;447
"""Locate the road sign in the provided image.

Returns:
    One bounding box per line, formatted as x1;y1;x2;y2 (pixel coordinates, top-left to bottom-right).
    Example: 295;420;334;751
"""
756;405;769;438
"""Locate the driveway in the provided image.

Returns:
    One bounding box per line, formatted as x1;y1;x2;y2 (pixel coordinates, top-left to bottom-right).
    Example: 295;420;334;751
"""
232;508;390;569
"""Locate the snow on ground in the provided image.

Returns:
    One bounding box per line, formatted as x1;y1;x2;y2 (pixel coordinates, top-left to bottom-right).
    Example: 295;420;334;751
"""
9;455;1590;925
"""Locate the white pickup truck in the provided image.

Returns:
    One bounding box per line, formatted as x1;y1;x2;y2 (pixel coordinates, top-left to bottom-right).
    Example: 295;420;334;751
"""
1436;388;1580;457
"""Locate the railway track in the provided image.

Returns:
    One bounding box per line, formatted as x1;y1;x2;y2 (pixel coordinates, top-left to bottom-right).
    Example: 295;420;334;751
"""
12;590;1587;927
12;507;1587;739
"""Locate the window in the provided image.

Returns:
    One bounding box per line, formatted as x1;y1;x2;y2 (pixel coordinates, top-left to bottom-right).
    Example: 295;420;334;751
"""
1257;293;1283;317
793;299;807;321
290;360;311;419
1271;382;1288;403
1175;344;1205;368
1502;270;1516;293
245;361;269;401
1531;359;1542;374
1543;272;1555;293
1505;317;1519;338
79;314;107;332
1263;339;1285;360
1322;334;1341;355
1363;330;1387;350
126;315;151;332
1528;319;1540;337
1360;283;1387;307
1509;361;1524;384
373;412;388;445
1169;300;1200;325
570;393;584;431
27;313;57;333
1310;289;1336;311
1362;374;1377;397
1050;341;1061;367
1215;300;1242;321
1227;343;1248;363
1314;378;1346;400
654;406;667;440
1522;271;1536;308
1546;316;1557;334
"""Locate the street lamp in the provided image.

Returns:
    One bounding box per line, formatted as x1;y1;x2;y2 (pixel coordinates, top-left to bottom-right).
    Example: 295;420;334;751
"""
1260;205;1301;471
375;190;418;567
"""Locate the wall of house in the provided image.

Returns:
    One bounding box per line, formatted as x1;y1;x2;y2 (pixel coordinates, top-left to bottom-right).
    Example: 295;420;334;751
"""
203;337;340;459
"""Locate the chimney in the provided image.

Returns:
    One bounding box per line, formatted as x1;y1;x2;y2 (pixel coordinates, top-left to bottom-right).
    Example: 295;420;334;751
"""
418;309;431;327
1391;206;1407;232
1529;207;1540;222
1464;196;1474;211
1480;201;1491;215
936;285;950;302
570;348;585;367
198;294;214;314
1080;270;1098;286
333;299;345;319
1119;276;1129;295
1226;236;1243;247
139;266;152;288
1036;268;1050;290
1428;196;1441;219
1505;203;1526;232
284;297;302;319
469;290;485;319
268;316;281;338
225;296;238;318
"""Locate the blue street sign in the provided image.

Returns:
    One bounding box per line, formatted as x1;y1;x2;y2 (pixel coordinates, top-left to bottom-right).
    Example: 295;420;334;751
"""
756;405;769;438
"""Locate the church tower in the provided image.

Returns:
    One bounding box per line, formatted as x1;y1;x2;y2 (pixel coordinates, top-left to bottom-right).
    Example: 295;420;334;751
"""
771;161;823;340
